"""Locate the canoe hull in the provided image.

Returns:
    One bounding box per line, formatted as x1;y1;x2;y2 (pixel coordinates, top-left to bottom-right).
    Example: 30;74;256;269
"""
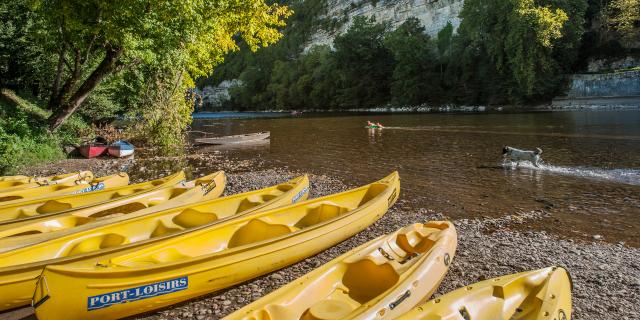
397;267;572;320
33;173;399;320
107;140;135;158
0;174;308;311
227;221;457;320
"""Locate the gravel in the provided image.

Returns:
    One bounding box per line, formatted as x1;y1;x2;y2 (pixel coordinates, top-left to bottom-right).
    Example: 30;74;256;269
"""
14;156;640;320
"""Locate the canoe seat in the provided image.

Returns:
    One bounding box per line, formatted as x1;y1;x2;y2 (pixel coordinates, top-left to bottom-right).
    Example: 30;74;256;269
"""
228;219;296;248
302;299;355;320
88;202;148;218
357;183;388;206
276;184;294;192
172;208;218;228
151;220;183;237
35;200;73;214
342;259;400;304
295;203;349;228
64;233;127;257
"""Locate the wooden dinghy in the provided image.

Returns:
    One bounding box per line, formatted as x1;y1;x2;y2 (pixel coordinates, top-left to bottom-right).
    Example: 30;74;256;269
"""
226;221;457;320
195;131;270;145
0;175;305;311
107;140;135;158
31;172;399;320
0;171;93;192
397;267;572;320
0;173;129;205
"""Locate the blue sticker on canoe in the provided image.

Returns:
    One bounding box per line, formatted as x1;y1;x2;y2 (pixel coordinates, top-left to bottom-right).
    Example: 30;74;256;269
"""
72;182;105;195
87;277;188;311
292;186;309;203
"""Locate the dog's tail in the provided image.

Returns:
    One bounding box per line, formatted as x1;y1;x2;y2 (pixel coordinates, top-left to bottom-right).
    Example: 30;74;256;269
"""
535;147;542;155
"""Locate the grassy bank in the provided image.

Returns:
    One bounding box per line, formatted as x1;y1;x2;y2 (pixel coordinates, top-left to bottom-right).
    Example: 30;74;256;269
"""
0;89;89;174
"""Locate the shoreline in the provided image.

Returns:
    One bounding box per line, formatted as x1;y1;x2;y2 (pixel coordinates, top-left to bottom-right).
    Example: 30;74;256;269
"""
5;155;638;320
193;103;640;117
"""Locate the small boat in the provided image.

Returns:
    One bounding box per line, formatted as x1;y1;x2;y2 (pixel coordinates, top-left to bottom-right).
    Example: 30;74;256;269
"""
32;172;399;319
365;125;383;129
0;175;304;311
397;267;572;320
108;140;135;158
0;171;225;252
0;171;184;227
0;171;93;192
195;131;270;145
78;143;108;158
226;221;457;320
0;173;129;205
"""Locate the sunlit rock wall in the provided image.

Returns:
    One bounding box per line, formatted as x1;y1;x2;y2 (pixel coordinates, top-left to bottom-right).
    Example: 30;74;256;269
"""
566;71;640;98
306;0;464;50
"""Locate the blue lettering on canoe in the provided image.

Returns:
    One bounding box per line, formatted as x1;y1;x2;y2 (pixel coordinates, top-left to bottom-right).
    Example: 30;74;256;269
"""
87;277;188;311
72;182;105;195
292;186;309;203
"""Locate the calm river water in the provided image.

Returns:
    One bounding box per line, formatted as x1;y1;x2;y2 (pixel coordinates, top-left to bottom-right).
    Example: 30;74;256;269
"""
189;111;640;246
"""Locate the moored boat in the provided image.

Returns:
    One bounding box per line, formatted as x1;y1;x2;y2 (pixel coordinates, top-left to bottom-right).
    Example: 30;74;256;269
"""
0;171;225;251
396;267;572;320
195;131;270;145
107;140;135;158
31;172;399;319
0;171;93;192
226;221;457;320
78;143;109;158
0;173;129;205
0;175;305;311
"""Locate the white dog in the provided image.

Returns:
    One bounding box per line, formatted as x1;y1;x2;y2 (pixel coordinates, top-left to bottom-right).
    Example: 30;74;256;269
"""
502;146;543;167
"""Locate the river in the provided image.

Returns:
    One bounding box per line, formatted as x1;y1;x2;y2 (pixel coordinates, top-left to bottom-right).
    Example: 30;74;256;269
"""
189;110;640;246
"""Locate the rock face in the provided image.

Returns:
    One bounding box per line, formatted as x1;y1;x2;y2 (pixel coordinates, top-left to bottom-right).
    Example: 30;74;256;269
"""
196;80;242;110
306;0;464;50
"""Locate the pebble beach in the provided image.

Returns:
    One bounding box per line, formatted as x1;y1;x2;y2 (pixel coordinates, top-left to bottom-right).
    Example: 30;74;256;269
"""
4;152;639;320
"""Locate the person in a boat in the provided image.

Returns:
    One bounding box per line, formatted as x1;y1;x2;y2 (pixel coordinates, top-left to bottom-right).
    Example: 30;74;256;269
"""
367;121;376;127
376;122;384;128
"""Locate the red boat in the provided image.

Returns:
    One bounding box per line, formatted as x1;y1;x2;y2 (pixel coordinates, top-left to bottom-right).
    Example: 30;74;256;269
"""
78;143;108;158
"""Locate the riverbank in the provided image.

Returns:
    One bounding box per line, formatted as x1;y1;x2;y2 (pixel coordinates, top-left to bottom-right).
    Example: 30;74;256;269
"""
4;154;636;320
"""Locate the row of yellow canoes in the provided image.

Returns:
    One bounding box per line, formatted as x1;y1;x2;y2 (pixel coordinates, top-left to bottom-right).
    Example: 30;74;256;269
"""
0;171;571;319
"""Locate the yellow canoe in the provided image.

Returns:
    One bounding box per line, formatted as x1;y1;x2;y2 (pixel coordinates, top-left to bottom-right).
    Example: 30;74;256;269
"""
0;174;303;311
0;171;226;251
0;171;184;227
226;221;457;320
397;267;572;320
0;173;129;205
32;172;399;320
0;171;94;192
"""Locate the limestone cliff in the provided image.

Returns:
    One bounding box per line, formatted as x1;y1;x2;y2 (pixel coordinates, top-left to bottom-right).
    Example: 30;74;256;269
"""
306;0;464;50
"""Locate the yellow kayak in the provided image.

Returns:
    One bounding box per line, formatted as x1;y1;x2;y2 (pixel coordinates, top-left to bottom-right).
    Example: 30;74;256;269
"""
32;172;399;319
0;174;304;311
0;171;184;226
397;267;572;320
0;171;226;251
0;171;94;192
0;172;129;205
226;221;457;320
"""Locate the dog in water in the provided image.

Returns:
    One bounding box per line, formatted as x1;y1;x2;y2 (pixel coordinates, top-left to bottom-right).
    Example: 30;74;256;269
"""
502;146;543;167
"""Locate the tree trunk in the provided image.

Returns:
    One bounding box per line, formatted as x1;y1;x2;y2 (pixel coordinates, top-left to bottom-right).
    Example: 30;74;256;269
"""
47;43;68;110
48;46;123;131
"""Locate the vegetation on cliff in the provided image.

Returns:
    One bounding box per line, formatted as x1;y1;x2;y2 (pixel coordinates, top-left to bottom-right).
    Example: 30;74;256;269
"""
207;0;639;110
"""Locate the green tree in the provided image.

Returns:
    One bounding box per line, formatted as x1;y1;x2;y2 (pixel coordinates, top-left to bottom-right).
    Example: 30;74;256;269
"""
27;0;291;130
333;16;393;108
456;0;586;101
606;0;640;46
384;18;439;105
